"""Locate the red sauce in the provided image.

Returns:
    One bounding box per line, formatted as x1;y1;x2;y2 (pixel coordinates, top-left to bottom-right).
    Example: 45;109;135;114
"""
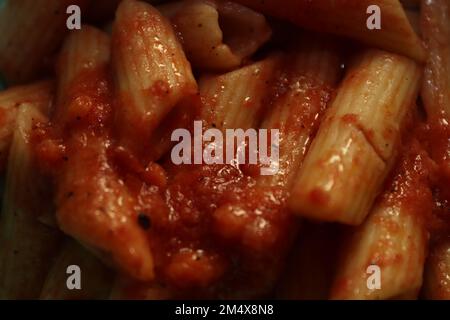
26;38;447;300
30;65;297;298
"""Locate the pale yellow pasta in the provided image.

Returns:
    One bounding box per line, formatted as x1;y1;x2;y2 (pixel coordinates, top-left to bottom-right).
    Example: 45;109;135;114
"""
0;80;54;112
199;55;280;131
257;37;341;188
40;240;113;300
0;103;62;299
276;223;341;300
161;0;272;71
291;121;386;225
289;49;422;225
112;0;197;152
0;0;88;84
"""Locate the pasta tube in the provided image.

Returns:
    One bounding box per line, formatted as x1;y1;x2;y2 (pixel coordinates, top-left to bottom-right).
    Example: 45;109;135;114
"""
421;0;450;118
160;0;271;71
257;36;341;188
55;27;110;111
0;104;61;299
110;277;172;300
0;0;89;84
52;26;154;281
233;0;425;62
289;49;422;225
40;240;113;300
330;141;432;299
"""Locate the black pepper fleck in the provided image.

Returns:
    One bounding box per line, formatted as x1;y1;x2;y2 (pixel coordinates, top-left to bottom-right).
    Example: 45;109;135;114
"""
137;213;151;230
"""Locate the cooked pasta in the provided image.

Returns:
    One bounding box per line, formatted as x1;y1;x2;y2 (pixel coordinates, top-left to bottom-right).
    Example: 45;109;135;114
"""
160;0;272;71
40;240;113;300
112;0;197;157
0;103;61;299
289;49;422;225
423;238;450;300
49;25;155;281
233;0;425;62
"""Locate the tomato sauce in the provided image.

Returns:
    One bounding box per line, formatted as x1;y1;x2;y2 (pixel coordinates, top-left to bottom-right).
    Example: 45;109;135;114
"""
27;47;448;299
29;64;298;298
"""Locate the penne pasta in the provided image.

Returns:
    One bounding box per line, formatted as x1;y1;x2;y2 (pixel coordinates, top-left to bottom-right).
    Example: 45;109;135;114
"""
161;0;272;71
422;237;450;300
401;0;420;9
199;55;280;131
289;49;422;225
421;0;450;118
55;28;110;111
0;0;89;84
112;0;197;156
0;80;54;170
420;0;450;183
0;0;448;301
0;80;54;114
233;0;426;62
198;38;341;297
330;140;432;299
40;240;113;300
257;36;342;188
0;72;6;90
50;26;155;281
0;103;62;299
